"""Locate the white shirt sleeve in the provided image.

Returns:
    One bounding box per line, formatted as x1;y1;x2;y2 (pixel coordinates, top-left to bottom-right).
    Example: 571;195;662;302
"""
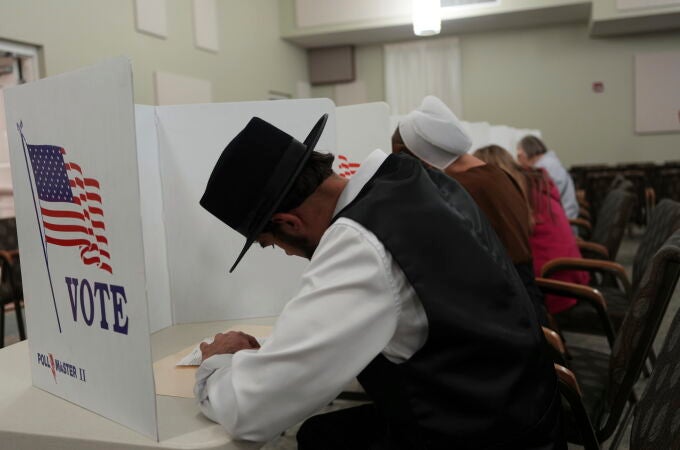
194;220;405;442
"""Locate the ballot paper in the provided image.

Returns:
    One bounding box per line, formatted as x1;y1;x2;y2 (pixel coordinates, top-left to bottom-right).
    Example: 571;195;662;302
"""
176;335;267;366
153;325;273;398
176;337;214;366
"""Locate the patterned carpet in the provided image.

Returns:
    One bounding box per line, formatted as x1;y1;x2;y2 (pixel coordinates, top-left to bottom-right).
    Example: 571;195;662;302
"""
4;233;678;449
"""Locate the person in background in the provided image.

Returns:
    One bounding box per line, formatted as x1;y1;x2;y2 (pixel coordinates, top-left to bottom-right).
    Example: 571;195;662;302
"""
517;135;579;221
474;145;589;315
393;95;546;324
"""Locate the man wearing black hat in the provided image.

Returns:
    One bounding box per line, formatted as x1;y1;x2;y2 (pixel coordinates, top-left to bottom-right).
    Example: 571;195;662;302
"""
195;115;565;449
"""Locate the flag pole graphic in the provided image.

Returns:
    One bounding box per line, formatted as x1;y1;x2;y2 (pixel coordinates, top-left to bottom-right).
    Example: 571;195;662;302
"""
17;121;62;333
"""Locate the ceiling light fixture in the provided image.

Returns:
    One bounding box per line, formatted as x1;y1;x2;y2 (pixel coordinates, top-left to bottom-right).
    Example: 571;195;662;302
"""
412;0;441;37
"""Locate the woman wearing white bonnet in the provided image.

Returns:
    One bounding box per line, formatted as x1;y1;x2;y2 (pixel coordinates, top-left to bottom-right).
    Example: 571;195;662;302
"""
393;95;547;324
396;95;472;169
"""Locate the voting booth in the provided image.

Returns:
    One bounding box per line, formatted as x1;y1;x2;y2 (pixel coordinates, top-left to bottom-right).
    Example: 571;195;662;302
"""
2;57;392;443
5;59;160;439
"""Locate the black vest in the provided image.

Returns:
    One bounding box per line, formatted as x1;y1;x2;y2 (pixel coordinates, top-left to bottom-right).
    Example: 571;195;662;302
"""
335;154;560;449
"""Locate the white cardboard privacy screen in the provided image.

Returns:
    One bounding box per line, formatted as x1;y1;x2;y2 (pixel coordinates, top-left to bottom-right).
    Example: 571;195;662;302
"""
335;102;391;178
460;122;543;157
155;99;337;323
4;58;158;440
136;105;173;333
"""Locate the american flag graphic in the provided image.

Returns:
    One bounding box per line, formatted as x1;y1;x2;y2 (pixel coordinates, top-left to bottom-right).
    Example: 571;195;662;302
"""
337;154;360;178
27;145;112;274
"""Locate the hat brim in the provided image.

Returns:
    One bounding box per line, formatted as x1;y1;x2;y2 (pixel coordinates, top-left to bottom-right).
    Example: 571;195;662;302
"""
229;113;329;272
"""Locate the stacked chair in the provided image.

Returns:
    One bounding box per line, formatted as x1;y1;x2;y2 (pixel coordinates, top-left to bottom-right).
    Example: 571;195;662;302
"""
570;162;669;227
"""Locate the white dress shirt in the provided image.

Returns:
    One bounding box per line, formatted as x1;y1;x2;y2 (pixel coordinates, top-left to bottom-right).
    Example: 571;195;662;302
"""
195;150;428;442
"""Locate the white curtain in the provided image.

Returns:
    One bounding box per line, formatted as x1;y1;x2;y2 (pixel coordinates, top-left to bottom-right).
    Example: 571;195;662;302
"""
384;37;463;116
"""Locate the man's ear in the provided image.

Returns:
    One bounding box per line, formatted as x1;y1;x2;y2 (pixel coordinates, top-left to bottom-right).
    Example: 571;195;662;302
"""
271;212;304;234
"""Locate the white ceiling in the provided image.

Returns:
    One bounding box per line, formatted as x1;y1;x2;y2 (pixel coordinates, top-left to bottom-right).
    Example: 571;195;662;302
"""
286;2;593;48
285;0;680;48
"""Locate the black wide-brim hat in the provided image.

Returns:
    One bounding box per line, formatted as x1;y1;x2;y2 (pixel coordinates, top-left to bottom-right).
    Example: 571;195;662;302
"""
200;114;328;272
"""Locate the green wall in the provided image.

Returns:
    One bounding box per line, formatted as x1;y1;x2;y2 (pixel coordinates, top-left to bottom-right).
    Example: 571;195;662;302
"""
462;23;680;166
315;23;680;166
0;0;308;105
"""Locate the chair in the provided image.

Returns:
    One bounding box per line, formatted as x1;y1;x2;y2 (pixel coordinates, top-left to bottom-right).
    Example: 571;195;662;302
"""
583;170;619;220
578;187;635;261
557;230;680;447
629;302;680;450
618;163;658;226
621;170;650;227
543;199;680;337
0;217;25;348
569;164;610;192
568;185;635;259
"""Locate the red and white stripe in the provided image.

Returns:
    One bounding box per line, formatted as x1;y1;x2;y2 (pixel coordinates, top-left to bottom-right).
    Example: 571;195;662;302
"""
40;152;112;274
338;154;361;178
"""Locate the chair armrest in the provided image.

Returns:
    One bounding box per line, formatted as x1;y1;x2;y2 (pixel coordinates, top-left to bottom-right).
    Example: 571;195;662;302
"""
0;249;18;263
542;327;568;367
645;187;655;208
576;190;589;209
541;257;632;298
570;218;592;239
576;240;610;260
535;277;617;347
555;365;602;450
0;249;19;261
645;187;656;225
555;363;582;397
570;218;592;233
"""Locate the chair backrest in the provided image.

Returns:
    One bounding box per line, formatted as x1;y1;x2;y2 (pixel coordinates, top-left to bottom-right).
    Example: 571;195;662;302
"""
590;188;635;260
599;230;680;440
632;199;680;292
585;171;618;216
608;174;633;193
0;218;19;250
630;298;680;450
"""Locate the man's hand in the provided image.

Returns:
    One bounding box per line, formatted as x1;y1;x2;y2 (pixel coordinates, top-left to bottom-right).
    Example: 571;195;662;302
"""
200;331;261;362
